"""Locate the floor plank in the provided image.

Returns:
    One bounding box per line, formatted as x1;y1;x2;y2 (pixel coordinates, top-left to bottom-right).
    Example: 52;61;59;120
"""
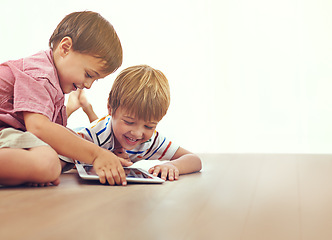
1;154;332;240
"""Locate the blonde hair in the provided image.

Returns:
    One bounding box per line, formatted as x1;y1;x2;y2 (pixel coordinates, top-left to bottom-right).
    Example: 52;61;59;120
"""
49;11;122;74
109;65;170;121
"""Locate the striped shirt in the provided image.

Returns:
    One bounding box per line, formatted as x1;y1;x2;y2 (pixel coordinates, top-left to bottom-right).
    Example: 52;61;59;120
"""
77;115;179;162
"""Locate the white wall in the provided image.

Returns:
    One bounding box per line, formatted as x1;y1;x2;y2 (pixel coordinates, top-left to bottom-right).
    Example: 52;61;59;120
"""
1;0;332;153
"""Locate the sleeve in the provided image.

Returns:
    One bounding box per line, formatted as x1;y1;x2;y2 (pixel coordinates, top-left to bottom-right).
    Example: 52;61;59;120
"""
77;126;94;142
11;63;57;121
76;116;114;150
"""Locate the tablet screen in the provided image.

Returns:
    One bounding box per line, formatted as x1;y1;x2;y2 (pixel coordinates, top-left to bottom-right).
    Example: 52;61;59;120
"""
83;165;154;179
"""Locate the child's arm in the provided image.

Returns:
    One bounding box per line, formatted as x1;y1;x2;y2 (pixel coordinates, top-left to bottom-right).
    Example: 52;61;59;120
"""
23;112;132;185
148;147;202;181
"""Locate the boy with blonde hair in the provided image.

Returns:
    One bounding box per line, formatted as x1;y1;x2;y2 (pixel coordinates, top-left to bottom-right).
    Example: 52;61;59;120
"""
75;65;202;181
0;11;132;187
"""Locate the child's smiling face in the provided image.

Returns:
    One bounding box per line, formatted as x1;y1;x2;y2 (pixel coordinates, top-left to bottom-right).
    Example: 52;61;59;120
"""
110;106;159;150
54;37;108;94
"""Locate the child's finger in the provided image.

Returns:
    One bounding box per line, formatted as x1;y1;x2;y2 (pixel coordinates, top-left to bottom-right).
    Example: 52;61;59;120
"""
148;167;154;174
174;169;180;180
160;167;168;180
152;166;161;176
119;158;133;167
96;169;106;184
106;170;115;186
118;167;127;186
110;168;121;185
168;169;174;181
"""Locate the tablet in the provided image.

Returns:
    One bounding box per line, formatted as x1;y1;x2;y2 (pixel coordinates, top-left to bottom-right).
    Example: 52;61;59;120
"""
75;163;165;184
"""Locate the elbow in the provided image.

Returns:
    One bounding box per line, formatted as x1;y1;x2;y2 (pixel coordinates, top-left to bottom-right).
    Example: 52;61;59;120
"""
188;153;202;172
196;155;202;172
26;121;45;139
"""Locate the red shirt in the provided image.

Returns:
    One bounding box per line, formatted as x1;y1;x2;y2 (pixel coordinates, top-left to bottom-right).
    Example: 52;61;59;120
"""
0;49;67;131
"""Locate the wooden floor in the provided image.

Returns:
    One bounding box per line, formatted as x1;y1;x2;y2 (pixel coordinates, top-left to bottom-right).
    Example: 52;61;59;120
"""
1;153;332;240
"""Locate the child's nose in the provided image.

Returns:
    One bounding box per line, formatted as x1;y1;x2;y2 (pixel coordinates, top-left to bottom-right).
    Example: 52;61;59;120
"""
131;128;144;138
84;80;94;89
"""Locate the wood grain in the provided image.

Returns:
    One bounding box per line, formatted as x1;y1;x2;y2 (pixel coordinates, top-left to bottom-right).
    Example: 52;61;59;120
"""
1;154;332;240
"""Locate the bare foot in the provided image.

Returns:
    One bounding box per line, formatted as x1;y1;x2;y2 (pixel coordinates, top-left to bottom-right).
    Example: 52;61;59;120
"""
52;177;60;186
25;177;60;187
77;89;90;109
66;89;83;117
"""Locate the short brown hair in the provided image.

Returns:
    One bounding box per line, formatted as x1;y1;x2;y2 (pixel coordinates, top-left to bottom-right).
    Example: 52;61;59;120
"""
109;65;170;121
49;11;122;74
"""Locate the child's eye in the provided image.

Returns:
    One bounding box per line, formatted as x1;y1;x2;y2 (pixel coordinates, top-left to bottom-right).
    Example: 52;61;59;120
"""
145;125;154;130
85;72;92;78
124;120;134;125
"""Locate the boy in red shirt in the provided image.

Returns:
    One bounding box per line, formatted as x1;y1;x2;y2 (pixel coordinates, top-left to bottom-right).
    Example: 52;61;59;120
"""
0;11;132;187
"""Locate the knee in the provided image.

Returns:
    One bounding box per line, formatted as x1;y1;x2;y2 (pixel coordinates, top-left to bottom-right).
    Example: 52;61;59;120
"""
29;147;61;182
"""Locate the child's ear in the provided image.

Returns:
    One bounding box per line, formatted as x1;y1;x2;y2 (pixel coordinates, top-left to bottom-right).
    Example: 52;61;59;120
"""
58;37;73;56
107;104;112;116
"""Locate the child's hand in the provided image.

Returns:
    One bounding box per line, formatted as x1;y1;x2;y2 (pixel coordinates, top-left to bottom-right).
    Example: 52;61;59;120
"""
93;149;132;185
148;162;179;181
